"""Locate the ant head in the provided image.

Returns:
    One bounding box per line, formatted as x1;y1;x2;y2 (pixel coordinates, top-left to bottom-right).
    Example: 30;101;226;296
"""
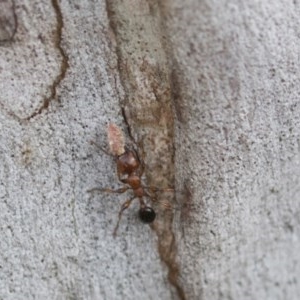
139;206;156;223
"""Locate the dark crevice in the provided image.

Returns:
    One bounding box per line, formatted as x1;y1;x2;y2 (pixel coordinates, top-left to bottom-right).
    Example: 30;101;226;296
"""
156;228;186;300
121;107;135;142
25;0;69;120
0;0;18;44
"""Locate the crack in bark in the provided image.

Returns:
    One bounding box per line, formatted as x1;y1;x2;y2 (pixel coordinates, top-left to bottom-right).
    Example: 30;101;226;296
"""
157;230;186;300
121;107;135;144
25;0;69;120
105;1;186;299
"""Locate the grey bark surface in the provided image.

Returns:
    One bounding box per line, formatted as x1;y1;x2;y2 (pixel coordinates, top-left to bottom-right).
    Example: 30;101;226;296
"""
0;1;299;300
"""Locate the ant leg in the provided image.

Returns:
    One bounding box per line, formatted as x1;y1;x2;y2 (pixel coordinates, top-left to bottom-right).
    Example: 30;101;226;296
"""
113;196;136;237
143;189;158;204
134;137;146;177
143;186;174;193
90;140;111;156
121;107;136;145
87;186;130;194
137;151;145;177
144;190;173;210
142;186;174;203
117;168;126;183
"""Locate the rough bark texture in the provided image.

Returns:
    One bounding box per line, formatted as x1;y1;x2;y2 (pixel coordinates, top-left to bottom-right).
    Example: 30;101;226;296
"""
1;1;299;300
163;1;300;299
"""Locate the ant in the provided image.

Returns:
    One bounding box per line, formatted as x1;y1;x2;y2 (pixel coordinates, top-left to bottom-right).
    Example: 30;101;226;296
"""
88;123;168;236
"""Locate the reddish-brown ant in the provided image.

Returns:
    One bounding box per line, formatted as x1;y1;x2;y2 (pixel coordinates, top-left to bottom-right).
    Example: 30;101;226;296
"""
88;123;167;236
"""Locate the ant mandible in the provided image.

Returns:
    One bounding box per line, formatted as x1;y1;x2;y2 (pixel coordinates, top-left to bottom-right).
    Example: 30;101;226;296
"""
88;123;163;236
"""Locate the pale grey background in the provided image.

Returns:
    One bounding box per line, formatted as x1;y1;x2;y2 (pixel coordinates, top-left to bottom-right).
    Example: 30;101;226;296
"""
1;0;299;299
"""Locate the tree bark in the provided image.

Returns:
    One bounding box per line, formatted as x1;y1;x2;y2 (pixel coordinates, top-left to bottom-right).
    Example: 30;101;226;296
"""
0;0;299;300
